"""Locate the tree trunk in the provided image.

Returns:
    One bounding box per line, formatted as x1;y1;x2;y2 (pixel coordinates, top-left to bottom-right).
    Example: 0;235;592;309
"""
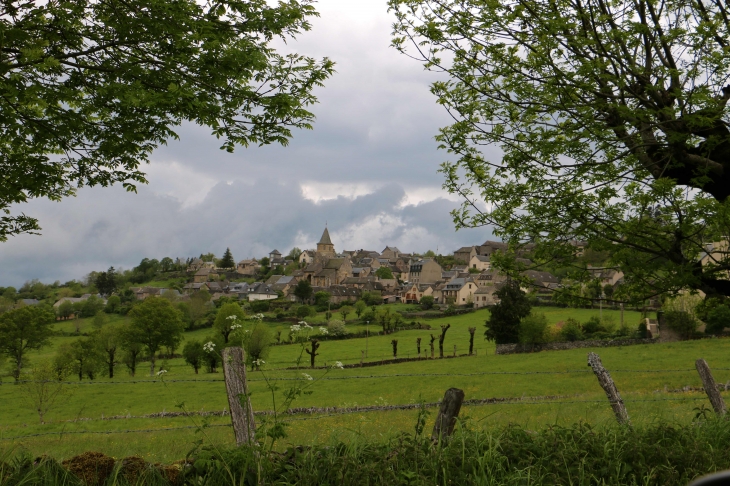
150;354;156;376
587;352;630;425
696;359;727;416
431;387;465;443
468;327;476;355
222;347;256;446
108;350;115;379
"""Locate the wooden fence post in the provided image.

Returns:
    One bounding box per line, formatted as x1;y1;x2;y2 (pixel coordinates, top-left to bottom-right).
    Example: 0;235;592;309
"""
696;359;727;416
587;352;630;425
222;347;256;446
431;388;465;443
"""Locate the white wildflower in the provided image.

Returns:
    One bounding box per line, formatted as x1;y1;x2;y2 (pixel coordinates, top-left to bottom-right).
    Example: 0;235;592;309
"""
290;324;301;333
253;359;265;367
230;324;242;330
226;315;238;321
333;361;344;369
301;373;313;381
203;341;216;353
156;369;168;376
298;321;307;326
249;313;264;321
319;327;329;335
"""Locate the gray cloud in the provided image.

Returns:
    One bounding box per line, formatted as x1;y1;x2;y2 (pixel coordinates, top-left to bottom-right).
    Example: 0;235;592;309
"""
0;181;491;286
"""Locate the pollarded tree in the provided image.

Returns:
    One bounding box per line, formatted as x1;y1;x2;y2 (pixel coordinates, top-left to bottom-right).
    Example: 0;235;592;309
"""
0;305;55;381
0;0;334;240
390;0;730;303
219;248;236;270
126;297;184;375
484;281;532;344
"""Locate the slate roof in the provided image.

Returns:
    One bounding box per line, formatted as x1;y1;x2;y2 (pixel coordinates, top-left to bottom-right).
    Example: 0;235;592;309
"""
319;227;333;245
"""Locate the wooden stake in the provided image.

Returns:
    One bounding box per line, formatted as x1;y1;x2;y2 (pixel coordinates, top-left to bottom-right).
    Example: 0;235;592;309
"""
431;387;465;443
696;359;727;416
587;352;630;425
222;347;256;446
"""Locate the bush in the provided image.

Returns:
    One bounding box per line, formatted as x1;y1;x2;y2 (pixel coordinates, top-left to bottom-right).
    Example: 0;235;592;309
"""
704;304;730;335
249;300;270;313
183;340;205;374
637;321;648;338
420;296;435;310
241;323;272;369
560;318;584;342
518;313;548;348
664;310;698;340
582;316;604;335
327;319;348;337
296;305;315;319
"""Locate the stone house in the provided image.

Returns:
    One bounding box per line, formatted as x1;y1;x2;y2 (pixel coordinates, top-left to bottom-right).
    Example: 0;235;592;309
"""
236;259;260;276
401;283;434;303
441;277;478;305
469;255;491;272
194;267;217;283
454;246;478;264
247;282;278;301
407;259;443;284
381;246;402;260
473;284;501;309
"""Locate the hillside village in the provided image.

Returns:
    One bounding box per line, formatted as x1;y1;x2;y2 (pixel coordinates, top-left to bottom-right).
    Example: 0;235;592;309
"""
123;226;610;309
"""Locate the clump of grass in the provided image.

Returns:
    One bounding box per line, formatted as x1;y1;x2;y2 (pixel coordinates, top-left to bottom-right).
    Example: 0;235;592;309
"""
4;420;730;485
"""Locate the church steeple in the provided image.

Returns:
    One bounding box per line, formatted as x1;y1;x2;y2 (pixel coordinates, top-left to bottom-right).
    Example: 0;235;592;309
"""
316;226;335;257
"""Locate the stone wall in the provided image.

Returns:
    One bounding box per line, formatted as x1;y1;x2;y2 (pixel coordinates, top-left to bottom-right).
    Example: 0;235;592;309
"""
495;338;657;355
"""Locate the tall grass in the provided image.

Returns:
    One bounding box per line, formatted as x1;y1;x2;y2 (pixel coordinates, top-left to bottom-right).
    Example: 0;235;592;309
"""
3;419;730;485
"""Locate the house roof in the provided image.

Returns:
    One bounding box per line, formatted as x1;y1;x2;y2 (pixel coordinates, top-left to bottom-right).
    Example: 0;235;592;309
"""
270;249;281;256
324;258;346;269
318;227;333;245
472;255;491;262
456;246;476;253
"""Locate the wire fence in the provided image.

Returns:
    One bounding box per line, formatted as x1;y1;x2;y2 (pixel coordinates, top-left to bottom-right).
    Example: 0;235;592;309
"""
1;393;713;442
8;366;730;385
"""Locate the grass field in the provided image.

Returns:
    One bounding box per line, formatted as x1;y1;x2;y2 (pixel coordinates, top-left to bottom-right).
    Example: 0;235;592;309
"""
3;305;728;464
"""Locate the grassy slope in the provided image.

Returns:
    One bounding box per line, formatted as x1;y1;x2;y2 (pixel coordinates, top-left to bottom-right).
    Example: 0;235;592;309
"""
5;305;724;463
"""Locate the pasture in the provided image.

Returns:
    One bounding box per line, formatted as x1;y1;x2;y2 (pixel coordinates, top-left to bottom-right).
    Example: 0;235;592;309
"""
2;305;728;463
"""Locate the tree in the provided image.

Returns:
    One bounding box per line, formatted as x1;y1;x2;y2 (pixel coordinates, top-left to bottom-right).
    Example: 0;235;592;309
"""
438;324;450;358
705;305;730;335
19;361;71;424
126;297;184;375
160;257;174;273
0;1;334;240
92;312;107;330
95;324;123;378
0;305;55;381
57;300;74;320
220;248;235;270
104;295;121;314
94;268;117;297
58;338;104;381
484;281;532;344
296;305;314;319
377;307;391;333
80;295;105;318
121;339;144;378
293;280;313;302
183;340;205;374
390;0;730;303
354;300;367;319
339;305;353;322
518;313;549;350
314;291;331;308
240;323;273;370
664;310;698;340
214;303;246;343
287;247;303;261
375;267;394;280
420;296;435;310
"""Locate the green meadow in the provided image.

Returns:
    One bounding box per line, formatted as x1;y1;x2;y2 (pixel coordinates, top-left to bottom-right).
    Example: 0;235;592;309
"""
2;305;729;463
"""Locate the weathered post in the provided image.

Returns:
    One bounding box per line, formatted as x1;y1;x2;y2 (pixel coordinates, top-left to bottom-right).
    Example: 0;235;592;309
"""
222;347;256;446
468;327;476;355
416;337;422;357
391;339;398;358
361;350;364;367
453;344;456;357
431;388;465;443
696;359;727;416
587;352;630;425
438;324;451;358
429;334;436;359
306;339;320;368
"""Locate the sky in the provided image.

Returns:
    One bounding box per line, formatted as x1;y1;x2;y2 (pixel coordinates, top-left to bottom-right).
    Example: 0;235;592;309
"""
0;1;495;287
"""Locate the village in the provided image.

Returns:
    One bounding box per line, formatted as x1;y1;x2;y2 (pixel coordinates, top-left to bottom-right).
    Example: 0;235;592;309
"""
118;226;605;310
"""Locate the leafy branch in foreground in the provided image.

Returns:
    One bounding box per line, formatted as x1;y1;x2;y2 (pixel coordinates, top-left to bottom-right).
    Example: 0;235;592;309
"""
0;0;334;239
389;0;730;302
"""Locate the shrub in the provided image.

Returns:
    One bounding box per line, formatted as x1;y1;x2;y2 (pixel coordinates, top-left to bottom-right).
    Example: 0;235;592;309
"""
582;316;604;335
664;310;698;340
705;304;730;335
420;296;435;310
560;319;584;342
327;319;348;337
296;305;315;319
241;323;272;369
182;340;205;374
249;300;270;313
518;313;549;348
637;321;648;338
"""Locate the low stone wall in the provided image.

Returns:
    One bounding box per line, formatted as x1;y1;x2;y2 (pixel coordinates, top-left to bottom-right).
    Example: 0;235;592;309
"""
496;338;657;355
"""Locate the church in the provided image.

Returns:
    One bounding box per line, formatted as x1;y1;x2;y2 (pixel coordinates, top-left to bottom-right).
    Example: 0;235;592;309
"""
296;227;353;287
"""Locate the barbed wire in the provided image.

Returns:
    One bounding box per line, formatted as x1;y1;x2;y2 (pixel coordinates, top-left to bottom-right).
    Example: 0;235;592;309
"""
7;367;730;385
